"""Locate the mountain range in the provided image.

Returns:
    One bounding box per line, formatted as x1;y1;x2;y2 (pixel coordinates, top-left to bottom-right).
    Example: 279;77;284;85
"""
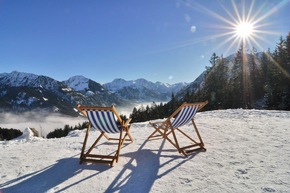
0;71;188;116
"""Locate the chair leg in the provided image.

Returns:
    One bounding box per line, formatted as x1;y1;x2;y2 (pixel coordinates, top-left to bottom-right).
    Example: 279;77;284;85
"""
85;132;105;156
192;119;205;147
124;125;134;142
80;124;91;163
148;122;167;139
80;129;122;166
177;120;206;155
115;130;123;163
170;128;182;154
166;121;206;156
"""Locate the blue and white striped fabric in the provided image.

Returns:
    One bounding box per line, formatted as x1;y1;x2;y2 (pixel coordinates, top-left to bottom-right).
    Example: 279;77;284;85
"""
171;106;199;128
86;110;121;133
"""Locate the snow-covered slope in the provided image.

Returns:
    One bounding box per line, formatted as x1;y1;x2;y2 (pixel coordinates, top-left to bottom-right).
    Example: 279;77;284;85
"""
176;71;206;99
0;71;61;90
62;75;90;91
1;109;290;193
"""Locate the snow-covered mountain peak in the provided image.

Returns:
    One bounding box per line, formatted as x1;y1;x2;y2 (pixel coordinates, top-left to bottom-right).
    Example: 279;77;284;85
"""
103;78;133;91
0;71;60;90
63;76;90;91
155;81;170;88
0;71;39;87
102;78;189;101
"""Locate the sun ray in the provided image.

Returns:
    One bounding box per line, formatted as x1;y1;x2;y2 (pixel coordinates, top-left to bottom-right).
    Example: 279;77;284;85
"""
246;0;255;23
254;0;290;24
230;0;240;23
219;2;239;25
184;1;237;27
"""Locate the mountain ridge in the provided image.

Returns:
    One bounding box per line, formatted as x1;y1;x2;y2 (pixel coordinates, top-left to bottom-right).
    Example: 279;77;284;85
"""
0;71;188;116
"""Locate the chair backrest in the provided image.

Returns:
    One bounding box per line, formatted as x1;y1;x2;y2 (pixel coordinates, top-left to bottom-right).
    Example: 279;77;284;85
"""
87;110;121;133
77;105;123;134
169;101;208;128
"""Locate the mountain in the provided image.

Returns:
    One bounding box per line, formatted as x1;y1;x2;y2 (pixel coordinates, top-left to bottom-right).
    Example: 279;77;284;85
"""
0;72;188;116
0;71;124;116
176;71;206;99
61;75;124;107
103;78;188;102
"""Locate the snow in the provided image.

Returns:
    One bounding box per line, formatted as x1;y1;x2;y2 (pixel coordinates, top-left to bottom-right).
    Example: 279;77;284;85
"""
1;109;290;193
61;87;73;92
0;71;39;87
13;127;36;141
103;78;188;94
63;76;89;91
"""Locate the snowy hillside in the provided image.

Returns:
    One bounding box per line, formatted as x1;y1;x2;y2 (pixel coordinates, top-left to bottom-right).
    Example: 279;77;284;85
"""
1;109;290;193
0;71;61;90
63;75;90;91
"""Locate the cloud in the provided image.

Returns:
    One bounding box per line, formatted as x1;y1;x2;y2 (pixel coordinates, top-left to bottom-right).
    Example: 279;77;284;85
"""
190;26;197;32
0;112;86;137
168;76;173;80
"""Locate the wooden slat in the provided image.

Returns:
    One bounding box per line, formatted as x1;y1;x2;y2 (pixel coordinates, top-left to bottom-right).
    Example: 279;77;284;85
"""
84;154;117;159
180;143;202;150
185;147;206;154
81;158;115;166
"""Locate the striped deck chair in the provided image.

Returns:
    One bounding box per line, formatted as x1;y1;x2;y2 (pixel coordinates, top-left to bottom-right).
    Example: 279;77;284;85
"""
77;105;133;166
148;101;208;156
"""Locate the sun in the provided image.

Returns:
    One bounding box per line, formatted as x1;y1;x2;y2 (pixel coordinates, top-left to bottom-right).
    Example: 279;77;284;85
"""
235;22;254;39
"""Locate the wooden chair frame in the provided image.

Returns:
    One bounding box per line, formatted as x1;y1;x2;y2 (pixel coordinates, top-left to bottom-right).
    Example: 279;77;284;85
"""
77;104;133;166
148;101;208;156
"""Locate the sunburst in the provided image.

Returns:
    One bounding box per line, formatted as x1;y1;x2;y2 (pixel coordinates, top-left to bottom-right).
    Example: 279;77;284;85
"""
181;0;288;56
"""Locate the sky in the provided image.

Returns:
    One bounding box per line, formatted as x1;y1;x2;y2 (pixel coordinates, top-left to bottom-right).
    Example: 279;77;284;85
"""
1;0;290;84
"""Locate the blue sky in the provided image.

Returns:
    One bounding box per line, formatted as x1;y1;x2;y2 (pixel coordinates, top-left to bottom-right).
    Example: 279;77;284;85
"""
1;0;290;84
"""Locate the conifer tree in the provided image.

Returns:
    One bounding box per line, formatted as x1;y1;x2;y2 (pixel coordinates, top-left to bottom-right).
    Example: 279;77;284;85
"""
231;45;244;108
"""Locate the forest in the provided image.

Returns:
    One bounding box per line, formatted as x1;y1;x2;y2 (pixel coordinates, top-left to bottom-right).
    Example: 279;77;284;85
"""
130;32;290;123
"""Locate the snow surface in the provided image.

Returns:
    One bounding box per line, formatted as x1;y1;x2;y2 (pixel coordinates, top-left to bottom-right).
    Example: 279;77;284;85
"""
63;76;89;92
1;109;290;193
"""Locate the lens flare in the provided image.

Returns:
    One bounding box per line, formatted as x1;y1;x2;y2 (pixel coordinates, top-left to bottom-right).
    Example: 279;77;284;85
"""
235;22;254;38
179;0;289;56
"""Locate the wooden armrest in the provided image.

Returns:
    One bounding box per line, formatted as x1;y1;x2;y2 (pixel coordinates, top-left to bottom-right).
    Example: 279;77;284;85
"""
124;118;132;126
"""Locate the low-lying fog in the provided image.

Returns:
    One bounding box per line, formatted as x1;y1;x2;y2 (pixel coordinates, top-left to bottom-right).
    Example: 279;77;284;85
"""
0;102;166;137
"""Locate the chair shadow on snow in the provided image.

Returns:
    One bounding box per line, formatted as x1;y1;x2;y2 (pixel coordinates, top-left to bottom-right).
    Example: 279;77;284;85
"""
1;155;110;193
104;139;204;193
1;139;204;193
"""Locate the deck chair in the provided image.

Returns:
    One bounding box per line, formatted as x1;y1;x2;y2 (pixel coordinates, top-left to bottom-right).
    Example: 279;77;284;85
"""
148;101;208;156
77;104;133;166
